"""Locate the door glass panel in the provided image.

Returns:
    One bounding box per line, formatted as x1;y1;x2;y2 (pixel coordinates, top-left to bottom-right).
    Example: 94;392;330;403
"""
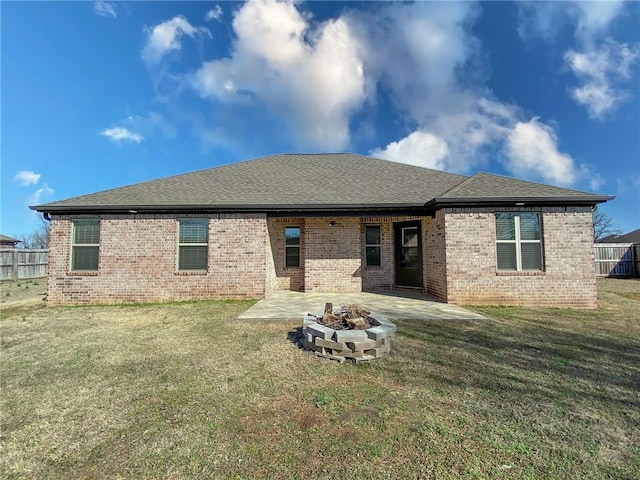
401;227;419;268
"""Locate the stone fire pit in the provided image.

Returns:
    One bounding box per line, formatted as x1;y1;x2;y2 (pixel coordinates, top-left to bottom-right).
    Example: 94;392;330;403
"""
302;305;396;363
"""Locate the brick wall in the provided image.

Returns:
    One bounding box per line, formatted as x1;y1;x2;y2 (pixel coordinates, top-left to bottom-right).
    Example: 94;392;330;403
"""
360;218;395;291
264;228;277;298
303;218;362;292
423;210;447;300
47;213;270;305
267;218;305;291
46;209;597;308
443;206;597;308
267;215;429;294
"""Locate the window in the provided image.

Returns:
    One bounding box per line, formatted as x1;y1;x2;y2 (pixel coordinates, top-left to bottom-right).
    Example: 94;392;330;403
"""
496;213;542;271
178;219;208;271
285;226;300;267
71;219;100;271
365;225;381;267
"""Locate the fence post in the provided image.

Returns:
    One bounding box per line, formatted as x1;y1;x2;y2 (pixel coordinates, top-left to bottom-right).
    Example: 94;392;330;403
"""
12;249;18;280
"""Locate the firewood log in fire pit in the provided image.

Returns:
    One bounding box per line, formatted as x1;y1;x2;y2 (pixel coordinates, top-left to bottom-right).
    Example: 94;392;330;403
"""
310;303;373;330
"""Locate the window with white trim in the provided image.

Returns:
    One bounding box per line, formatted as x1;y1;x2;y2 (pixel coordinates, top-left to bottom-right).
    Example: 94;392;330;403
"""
285;226;300;267
496;212;543;271
365;225;382;267
178;219;208;271
71;219;100;271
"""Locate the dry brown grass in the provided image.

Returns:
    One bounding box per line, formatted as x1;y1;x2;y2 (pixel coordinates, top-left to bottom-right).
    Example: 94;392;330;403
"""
1;277;638;479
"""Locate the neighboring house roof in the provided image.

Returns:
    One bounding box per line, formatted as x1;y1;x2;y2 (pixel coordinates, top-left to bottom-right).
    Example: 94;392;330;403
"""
31;153;613;214
0;234;21;246
600;228;640;243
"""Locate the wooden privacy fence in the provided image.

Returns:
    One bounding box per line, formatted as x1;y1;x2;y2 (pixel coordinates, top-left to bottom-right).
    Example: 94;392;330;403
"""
594;243;638;277
0;249;48;281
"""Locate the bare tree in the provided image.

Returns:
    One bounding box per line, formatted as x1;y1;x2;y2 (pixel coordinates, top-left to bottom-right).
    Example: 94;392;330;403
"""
18;216;50;249
592;209;622;243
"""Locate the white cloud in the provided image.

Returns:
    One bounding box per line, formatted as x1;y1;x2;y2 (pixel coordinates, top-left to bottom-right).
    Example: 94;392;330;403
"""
191;0;366;150
205;5;223;22
371;131;449;170
93;1;116;18
100;127;144;143
517;1;625;46
371;97;517;173
565;41;639;119
142;15;211;65
355;3;525;174
504;118;576;186
153;0;593;188
583;168;605;192
121;112;177;140
27;184;54;207
616;175;640;195
371;100;586;187
350;2;480;123
517;1;637;118
517;2;567;43
572;1;626;46
14;171;41;187
423;98;518;172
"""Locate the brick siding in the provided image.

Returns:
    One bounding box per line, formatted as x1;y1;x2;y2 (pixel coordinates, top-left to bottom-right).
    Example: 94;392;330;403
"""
303;218;363;293
46;209;597;308
267;218;305;292
443;206;597;308
360;218;395;291
423;210;448;300
46;213;270;305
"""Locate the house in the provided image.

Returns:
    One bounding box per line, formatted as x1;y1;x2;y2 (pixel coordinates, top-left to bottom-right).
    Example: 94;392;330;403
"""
0;234;21;248
32;153;612;308
600;228;640;244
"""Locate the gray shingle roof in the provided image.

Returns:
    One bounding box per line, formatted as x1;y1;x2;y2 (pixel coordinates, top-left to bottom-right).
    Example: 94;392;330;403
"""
436;172;602;200
32;153;612;213
601;228;640;243
0;234;21;243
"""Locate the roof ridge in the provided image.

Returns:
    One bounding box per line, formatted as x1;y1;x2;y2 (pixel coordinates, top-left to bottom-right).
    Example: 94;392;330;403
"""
437;174;476;197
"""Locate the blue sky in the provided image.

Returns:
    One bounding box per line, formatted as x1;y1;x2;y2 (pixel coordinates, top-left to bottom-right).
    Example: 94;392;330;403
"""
2;0;639;238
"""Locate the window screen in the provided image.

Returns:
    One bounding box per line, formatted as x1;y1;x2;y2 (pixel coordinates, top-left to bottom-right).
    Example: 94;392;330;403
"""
365;225;381;267
71;219;100;271
285;226;300;267
178;219;208;270
496;213;542;271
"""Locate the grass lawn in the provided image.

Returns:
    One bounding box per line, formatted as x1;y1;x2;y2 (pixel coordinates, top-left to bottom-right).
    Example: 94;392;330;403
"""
1;278;638;479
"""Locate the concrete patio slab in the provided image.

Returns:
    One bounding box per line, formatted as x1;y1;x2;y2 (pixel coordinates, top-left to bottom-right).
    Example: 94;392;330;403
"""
236;290;486;321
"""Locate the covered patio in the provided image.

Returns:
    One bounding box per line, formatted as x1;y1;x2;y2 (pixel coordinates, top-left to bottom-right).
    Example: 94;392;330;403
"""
236;290;487;321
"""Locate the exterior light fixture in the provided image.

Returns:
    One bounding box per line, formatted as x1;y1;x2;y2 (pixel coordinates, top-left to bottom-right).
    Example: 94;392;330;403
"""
328;221;337;227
